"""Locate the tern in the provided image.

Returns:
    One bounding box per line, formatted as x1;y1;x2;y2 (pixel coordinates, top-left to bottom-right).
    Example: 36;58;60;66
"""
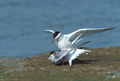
45;26;117;51
49;41;90;66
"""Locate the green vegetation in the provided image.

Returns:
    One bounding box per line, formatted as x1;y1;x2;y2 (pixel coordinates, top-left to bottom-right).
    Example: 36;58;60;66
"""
0;47;120;81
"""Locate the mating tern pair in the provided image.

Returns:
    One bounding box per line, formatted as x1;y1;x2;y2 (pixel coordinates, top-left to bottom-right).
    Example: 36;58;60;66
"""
49;41;90;66
45;26;117;66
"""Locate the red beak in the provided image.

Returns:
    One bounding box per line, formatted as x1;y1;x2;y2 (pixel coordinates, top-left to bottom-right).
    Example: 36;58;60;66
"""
54;53;58;57
52;38;55;43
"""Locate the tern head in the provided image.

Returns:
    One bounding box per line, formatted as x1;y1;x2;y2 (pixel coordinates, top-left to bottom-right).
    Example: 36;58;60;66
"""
52;31;60;43
49;51;55;60
49;51;56;59
50;51;55;55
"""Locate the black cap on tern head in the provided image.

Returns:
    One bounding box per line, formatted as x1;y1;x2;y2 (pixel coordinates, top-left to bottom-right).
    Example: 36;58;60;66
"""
50;51;55;55
53;31;60;38
52;31;60;43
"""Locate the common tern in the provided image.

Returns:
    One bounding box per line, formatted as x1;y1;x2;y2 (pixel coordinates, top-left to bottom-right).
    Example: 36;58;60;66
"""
49;41;90;66
45;27;117;51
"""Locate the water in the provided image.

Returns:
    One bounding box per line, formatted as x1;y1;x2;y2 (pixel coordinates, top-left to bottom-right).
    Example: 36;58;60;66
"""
0;0;120;57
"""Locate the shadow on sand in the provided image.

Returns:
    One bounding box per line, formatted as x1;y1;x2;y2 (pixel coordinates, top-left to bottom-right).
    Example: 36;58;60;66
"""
55;58;100;66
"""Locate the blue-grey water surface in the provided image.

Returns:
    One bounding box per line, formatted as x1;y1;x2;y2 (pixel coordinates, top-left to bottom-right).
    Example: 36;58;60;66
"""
0;0;120;57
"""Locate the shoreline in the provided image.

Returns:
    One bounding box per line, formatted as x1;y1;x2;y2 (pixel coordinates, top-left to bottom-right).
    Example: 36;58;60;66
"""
0;46;119;58
0;47;120;81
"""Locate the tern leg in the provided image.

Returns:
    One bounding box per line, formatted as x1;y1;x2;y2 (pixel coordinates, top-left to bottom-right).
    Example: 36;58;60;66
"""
69;60;72;66
62;62;64;66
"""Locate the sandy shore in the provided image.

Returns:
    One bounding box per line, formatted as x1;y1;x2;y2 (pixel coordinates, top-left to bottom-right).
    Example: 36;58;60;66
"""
0;47;120;81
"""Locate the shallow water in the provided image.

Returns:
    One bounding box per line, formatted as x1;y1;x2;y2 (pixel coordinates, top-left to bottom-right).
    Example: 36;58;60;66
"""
0;0;120;57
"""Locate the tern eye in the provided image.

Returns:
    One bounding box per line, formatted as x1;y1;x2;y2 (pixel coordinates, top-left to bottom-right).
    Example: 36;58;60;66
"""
53;31;60;38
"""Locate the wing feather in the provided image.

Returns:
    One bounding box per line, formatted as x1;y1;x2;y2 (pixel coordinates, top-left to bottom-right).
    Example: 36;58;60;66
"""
54;49;73;62
44;30;55;34
65;27;117;43
68;49;90;61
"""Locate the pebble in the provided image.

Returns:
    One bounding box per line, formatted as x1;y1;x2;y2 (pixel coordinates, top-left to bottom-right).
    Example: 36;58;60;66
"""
107;71;110;74
40;67;45;70
86;53;88;55
106;53;109;55
79;71;82;73
100;52;102;54
112;76;116;78
0;79;3;81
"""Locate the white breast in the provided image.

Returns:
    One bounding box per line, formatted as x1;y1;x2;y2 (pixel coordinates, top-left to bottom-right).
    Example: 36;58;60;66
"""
49;55;56;63
56;36;72;50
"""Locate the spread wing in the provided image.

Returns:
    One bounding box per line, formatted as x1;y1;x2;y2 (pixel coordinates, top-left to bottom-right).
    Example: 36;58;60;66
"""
65;27;117;43
68;49;90;61
44;30;55;34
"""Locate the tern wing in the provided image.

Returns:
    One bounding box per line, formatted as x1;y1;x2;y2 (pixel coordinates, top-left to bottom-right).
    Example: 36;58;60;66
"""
65;27;117;43
68;49;90;61
69;41;91;61
44;30;55;34
54;49;72;62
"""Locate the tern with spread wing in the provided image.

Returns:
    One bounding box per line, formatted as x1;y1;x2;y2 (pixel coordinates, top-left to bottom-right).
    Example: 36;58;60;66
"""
45;27;117;51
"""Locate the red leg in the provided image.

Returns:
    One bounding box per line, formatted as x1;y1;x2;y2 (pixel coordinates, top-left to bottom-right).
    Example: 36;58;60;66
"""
62;62;64;66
